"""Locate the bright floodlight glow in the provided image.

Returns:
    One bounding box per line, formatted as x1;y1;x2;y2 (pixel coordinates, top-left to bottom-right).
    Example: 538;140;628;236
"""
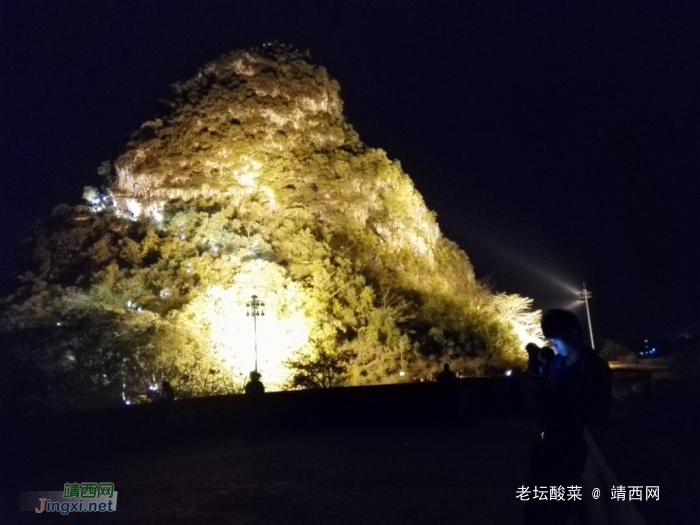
182;260;312;391
125;198;143;219
236;159;263;188
473;236;581;296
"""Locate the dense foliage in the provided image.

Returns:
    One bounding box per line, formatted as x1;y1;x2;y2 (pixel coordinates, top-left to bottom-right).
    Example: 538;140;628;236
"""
0;44;541;414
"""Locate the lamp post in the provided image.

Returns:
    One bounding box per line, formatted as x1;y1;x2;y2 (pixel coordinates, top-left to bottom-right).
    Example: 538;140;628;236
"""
246;295;265;373
578;283;595;349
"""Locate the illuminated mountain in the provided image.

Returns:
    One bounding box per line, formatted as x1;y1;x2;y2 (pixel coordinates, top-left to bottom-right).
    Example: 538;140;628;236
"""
1;44;541;412
112;44;438;262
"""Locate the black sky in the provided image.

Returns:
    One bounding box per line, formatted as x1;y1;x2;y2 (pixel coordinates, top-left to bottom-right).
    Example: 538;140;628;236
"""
1;0;698;340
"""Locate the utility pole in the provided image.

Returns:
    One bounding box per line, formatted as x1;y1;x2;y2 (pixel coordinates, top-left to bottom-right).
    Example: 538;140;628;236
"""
246;295;265;373
578;283;595;349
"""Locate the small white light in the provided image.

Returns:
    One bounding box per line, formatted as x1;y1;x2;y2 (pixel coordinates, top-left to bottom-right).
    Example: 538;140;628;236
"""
56;322;62;327
399;370;405;377
505;369;513;376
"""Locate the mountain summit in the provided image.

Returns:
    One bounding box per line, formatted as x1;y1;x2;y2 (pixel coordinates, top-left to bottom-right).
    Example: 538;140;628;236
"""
113;43;439;263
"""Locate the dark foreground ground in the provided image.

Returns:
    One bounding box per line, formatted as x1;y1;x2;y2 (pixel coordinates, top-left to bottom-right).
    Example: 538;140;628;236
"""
11;420;535;524
4;374;698;524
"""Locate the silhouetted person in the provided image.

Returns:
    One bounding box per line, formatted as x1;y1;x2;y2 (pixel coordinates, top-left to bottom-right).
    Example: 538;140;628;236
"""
245;371;265;397
160;380;174;403
436;363;457;382
523;309;611;525
526;343;555;378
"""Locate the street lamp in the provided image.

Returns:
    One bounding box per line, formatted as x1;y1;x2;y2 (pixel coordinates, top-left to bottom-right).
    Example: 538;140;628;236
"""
246;294;265;373
577;283;595;349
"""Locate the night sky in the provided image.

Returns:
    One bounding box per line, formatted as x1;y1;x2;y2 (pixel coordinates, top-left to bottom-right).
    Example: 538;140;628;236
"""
1;1;698;340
